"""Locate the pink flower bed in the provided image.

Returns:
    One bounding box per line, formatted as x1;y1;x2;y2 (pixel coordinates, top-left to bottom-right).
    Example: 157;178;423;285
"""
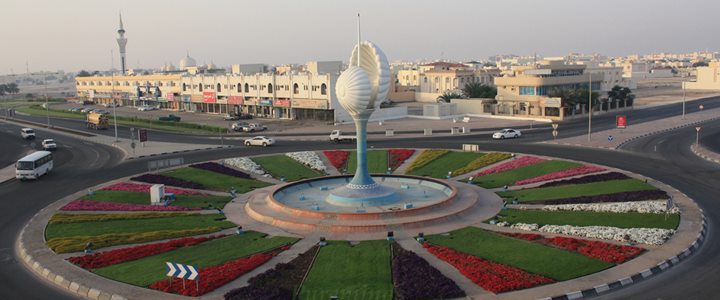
60;200;198;211
513;165;605;186
475;156;546;177
102;182;202;196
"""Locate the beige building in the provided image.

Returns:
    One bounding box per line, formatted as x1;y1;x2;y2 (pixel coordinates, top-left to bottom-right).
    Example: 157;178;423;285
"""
415;62;499;102
684;61;720;90
75;74;183;108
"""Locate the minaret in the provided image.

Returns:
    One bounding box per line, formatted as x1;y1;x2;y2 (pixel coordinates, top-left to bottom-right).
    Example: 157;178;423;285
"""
116;12;127;75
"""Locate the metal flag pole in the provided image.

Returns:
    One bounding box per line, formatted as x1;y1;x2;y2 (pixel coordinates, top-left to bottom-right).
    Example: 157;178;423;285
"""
357;13;361;66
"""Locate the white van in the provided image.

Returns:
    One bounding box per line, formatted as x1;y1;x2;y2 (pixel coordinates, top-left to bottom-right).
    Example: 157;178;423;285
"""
16;151;53;180
21;128;36;139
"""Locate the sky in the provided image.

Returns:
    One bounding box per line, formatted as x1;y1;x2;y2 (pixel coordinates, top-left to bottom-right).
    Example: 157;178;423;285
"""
1;0;718;74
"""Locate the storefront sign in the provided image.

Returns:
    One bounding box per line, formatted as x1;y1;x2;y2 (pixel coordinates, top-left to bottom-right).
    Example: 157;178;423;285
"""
291;99;328;109
616;115;627;129
274;99;291;107
228;96;244;105
543;98;561;108
203;92;217;103
167;93;176;102
244;98;258;106
182;95;191;103
190;94;203;103
259;99;273;106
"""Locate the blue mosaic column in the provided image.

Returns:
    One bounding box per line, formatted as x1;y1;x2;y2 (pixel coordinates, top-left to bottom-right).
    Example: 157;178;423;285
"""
349;116;375;187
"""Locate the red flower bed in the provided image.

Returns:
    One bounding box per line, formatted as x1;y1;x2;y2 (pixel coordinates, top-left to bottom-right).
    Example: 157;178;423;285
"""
149;246;290;296
323;150;350;170
102;182;202;195
499;232;544;241
68;235;226;269
424;244;553;293
513;165;605;186
545;237;644;264
388;149;415;171
475;156;546;177
60;200;198;212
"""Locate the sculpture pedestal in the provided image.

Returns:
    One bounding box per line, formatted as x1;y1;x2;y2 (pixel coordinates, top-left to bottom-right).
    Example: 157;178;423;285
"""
328;183;397;207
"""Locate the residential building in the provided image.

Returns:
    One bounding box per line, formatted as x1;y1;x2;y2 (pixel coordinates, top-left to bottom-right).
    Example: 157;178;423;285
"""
416;62;499;102
684;61;720;90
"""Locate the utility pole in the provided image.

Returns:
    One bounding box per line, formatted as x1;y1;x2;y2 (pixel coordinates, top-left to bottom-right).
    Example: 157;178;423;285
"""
682;81;686;119
587;73;592;141
44;75;50;128
111;49;119;142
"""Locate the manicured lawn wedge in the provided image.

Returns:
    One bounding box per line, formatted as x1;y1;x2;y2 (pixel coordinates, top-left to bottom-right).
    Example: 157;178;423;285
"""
408;151;484;178
252;155;324;181
451;152;511;176
425;227;611;281
161;167;271;192
346;150;389;174
300;240;393;300
496;209;680;229
405;149;449;173
473;160;581;188
497;179;658;203
92;231;297;287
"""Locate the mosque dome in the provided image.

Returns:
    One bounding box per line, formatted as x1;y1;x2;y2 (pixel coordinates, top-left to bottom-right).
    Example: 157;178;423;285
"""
179;54;197;69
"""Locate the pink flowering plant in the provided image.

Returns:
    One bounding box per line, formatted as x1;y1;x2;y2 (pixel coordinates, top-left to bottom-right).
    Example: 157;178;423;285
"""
60;200;198;211
514;165;605;186
102;182;203;196
475;156;546;177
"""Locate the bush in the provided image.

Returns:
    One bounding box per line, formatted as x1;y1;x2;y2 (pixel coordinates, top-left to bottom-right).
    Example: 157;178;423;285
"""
405;150;449;173
452;152;511;176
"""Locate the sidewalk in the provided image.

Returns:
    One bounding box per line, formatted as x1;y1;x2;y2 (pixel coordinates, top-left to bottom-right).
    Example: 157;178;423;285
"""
545;106;720;150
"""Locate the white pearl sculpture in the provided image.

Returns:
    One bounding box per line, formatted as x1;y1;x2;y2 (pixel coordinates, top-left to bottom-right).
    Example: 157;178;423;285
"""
335;41;391;119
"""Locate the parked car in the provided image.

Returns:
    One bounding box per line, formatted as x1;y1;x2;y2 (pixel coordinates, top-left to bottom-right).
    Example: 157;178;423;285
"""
244;136;275;147
94;109;110;115
158;114;181;122
21;128;36;140
103;103;118;108
80;107;94;113
41;139;57;151
241;123;267;132
492;128;522;140
137;105;157;111
223;113;240;121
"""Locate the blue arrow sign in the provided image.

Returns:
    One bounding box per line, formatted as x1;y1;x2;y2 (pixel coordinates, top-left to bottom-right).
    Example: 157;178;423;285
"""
166;262;199;280
608;135;614;141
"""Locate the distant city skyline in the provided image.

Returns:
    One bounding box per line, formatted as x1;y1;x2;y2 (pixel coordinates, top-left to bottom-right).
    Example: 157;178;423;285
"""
1;0;718;75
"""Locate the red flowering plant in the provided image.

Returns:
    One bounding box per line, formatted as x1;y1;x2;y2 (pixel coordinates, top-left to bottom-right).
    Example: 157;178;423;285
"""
68;235;226;269
544;236;644;264
388;149;415;171
149;245;291;296
499;232;544;241
102;182;203;195
322;150;350;170
424;244;553;293
60;200;199;212
475;156;546;177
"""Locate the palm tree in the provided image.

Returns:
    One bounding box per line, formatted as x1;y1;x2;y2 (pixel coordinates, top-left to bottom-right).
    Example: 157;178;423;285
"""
462;82;497;98
437;90;465;103
548;88;577;115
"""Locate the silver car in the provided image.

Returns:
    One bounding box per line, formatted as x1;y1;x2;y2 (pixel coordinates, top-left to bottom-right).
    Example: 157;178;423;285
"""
492;129;522;139
244;136;275;147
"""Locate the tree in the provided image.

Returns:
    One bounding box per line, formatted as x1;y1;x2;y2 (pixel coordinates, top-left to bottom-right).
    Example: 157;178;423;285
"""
6;83;19;94
436;90;465;103
692;61;709;68
462;82;497;98
0;84;7;96
607;85;635;108
548;88;578;114
77;70;92;77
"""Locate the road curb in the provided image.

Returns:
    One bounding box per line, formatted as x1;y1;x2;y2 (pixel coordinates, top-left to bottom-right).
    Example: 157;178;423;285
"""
615;116;720;149
539;212;708;300
690;144;720;165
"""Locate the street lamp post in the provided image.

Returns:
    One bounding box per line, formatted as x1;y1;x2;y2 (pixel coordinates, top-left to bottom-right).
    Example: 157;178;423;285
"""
696;126;701;147
682;81;686;119
587;73;592;141
44;77;50;128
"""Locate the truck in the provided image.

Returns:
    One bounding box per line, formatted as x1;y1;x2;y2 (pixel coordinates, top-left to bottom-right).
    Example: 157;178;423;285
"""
329;130;357;143
158;114;181;122
86;112;109;130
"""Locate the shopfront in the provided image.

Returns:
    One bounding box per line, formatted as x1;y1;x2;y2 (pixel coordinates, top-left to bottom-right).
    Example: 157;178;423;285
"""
291;99;332;121
273;99;291;119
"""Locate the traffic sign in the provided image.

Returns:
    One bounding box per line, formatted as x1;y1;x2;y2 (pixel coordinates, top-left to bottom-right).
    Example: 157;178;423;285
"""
696;127;701;132
552;130;558;137
608;135;614;141
616;115;627;129
139;129;148;142
551;123;559;130
166;262;199;280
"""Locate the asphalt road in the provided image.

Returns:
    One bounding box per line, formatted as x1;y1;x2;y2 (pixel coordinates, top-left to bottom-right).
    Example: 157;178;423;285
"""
699;120;720;153
0;123;33;167
0;98;719;299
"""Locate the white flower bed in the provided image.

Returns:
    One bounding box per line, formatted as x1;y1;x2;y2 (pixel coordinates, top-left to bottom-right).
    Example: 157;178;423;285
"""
286;151;326;173
222;157;265;175
496;222;675;245
537;200;680;214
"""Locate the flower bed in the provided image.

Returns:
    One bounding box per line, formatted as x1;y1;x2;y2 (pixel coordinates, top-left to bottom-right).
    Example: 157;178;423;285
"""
222;157;266;175
498;222;675;245
475;156;546;177
149;246;289;296
68;235;225;269
538;172;630;188
514;165;605;186
540;200;680;214
544;236;644;264
452;152;511;177
499;232;544;241
322;150;350;170
130;174;205;190
48;227;224;253
225;246;318;300
424;244;553;293
405;150;449;173
543;189;669;205
392;244;465;300
101;182;202;195
49;212;189;224
388;149;415;171
286;151;327;172
60;200;198;212
190;162;252;179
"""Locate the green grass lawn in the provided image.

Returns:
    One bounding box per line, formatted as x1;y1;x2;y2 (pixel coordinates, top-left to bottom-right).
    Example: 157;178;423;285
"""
496;209;680;229
472;160;581;188
252;155;324;182
299;240;393;300
81;190;232;209
496;179;657;203
407;152;485;178
92;232;298;287
345;150;389;174
45;213;234;240
161;167;271;192
425;227;611;281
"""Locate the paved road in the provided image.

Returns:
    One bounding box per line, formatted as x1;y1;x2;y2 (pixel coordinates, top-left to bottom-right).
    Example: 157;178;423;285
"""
699;119;720;153
1;98;719;299
0;123;33;167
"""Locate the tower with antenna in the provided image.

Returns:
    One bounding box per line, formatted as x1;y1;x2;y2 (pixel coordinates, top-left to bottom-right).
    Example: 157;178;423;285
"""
116;12;128;75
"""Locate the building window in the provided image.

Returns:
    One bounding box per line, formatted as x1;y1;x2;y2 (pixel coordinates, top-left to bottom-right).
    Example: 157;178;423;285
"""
320;83;327;95
244;83;249;93
268;83;273;93
199;84;203;92
182;83;187;91
217;83;222;92
237;83;241;93
293;83;299;94
519;86;535;95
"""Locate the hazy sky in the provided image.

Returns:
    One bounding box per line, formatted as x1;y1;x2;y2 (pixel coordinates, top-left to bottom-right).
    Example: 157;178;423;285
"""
1;0;718;74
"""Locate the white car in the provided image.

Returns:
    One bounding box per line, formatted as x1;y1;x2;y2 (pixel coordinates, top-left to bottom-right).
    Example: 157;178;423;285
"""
21;128;36;140
244;136;275;147
42;139;57;150
492;129;522;139
137;105;157;111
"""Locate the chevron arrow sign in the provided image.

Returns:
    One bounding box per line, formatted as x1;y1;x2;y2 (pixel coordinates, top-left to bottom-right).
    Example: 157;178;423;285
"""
166;262;199;280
